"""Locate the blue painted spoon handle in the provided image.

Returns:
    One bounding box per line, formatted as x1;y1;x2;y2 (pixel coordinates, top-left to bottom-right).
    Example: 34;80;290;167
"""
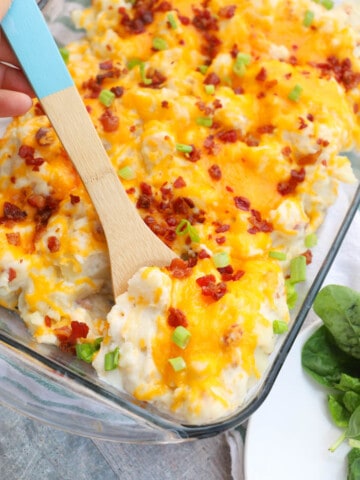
2;0;74;99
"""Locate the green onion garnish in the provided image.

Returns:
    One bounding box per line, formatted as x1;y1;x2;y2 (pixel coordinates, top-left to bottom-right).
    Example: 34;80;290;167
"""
59;47;70;64
196;116;213;127
152;37;168;51
312;0;334;10
104;347;120;371
172;326;191;349
233;52;252;77
167;12;178;29
304;233;318;248
127;58;143;69
204;84;215;95
175;219;200;243
268;251;287;261
76;337;103;363
303;10;314;27
289;255;307;284
118;166;135;180
273;320;289;335
285;279;298;309
168;356;186;372
213;251;230;268
198;65;209;75
288;84;303;102
176;143;193;153
99;89;116;107
139;62;152;85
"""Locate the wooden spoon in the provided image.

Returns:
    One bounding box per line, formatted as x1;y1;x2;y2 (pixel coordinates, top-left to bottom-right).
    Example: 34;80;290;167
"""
3;0;176;297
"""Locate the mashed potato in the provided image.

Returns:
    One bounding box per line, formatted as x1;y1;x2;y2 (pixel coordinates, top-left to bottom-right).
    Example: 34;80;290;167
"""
0;0;359;424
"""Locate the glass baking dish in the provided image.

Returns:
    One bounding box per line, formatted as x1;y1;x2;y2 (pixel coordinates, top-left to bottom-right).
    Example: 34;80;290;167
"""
0;0;359;443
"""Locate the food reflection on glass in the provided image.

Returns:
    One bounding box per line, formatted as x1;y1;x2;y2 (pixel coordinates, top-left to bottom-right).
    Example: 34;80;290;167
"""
0;0;359;424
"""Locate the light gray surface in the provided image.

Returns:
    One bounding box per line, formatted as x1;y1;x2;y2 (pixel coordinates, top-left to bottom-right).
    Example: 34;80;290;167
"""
0;404;232;480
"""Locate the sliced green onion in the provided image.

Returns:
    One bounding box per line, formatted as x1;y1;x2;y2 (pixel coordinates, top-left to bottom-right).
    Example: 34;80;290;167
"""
233;52;252;77
176;143;193;153
127;57;142;69
196;116;213;127
118;166;136;180
273;320;289;334
213;251;230;268
175;219;200;243
76;337;103;363
152;37;168;51
303;10;314;27
285;279;298;309
304;233;318;248
59;47;70;64
204;84;215;95
288;84;303;102
168;356;186;372
167;12;178;29
139;62;152;85
198;65;209;75
289;255;307;284
172;326;191;349
104;347;120;371
99;89;116;107
312;0;334;10
268;251;287;261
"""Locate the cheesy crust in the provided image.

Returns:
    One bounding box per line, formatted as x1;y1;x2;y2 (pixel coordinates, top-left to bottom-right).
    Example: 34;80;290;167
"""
0;0;359;423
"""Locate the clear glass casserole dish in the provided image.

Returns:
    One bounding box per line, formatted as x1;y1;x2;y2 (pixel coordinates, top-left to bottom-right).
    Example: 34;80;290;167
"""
0;0;359;443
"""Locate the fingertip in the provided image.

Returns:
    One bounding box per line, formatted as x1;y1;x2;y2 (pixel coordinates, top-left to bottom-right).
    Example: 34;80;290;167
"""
0;91;33;118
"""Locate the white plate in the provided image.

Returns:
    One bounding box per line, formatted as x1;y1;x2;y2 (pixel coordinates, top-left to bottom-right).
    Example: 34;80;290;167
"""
244;317;349;480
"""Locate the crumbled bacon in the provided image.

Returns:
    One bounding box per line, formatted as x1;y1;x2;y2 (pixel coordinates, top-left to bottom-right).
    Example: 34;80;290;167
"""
35;127;55;146
302;249;313;265
55;321;89;352
203;72;221;86
192;7;219;31
196;274;227;301
234;196;250;211
167;258;193;279
277;167;306;195
99;109;119;132
208;164;222;180
222;324;243;346
141;69;167;88
255;67;267;82
217;129;239;143
315;56;360;91
6;232;21;246
174;176;186;188
167;307;188;328
70;194;81;204
2;202;27;221
47;236;60;253
257;124;275;135
111;86;124;98
218;5;236;19
8;268;16;282
27;194;46;209
247;209;273;234
44;315;52;327
214;223;230;233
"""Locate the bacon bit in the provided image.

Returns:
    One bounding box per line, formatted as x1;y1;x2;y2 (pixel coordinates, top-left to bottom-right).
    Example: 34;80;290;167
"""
198;248;211;259
34;196;60;236
203;135;216;154
118;5;154;35
277;167;306;195
222;324;243;347
174;176;186;188
226;185;234;192
35;127;55;146
217;129;239;143
34;102;45;116
255;67;267;82
161;100;169;108
18;145;35;160
243;133;260;147
44;315;52;328
302;249;313;265
111;86;124;98
315;56;360;91
317;138;329;147
99;109;119;132
296;152;320;166
298;117;308;130
141;69;167;88
257;124;275;135
27;194;46;209
247;209;273;234
8;268;16;282
215;236;226;244
167;307;188;328
187;146;202;162
167;258;193;279
192;7;218;31
2;202;27;221
6;232;21;246
214;223;230;233
204;72;221;86
99;60;113;70
219;266;245;282
137;193;152;210
47;236;60;253
55;321;89;349
70;194;81;204
196;274;227;301
144;215;167;236
234;196;250;211
307;113;314;122
288;55;297;66
202;32;221;59
178;14;190;25
218;5;236;19
282;146;292;157
208;164;222;180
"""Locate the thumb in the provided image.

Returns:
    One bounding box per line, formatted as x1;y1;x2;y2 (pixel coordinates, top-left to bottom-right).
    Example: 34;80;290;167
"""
0;1;12;21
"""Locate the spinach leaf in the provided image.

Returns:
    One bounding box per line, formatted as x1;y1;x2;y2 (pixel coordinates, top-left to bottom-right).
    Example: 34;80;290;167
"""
301;326;356;388
331;406;360;452
344;391;360;415
337;374;360;395
313;285;360;359
348;449;360;480
328;394;351;428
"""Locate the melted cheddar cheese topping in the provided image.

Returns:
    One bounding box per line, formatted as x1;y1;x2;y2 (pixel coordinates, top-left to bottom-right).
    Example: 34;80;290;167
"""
0;0;359;423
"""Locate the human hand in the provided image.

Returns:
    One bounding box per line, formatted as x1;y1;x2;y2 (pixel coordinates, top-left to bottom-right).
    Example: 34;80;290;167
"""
0;0;34;118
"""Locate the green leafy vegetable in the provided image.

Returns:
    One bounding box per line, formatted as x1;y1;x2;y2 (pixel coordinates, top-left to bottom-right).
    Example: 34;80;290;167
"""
348;449;360;480
313;285;360;359
328;394;351;428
